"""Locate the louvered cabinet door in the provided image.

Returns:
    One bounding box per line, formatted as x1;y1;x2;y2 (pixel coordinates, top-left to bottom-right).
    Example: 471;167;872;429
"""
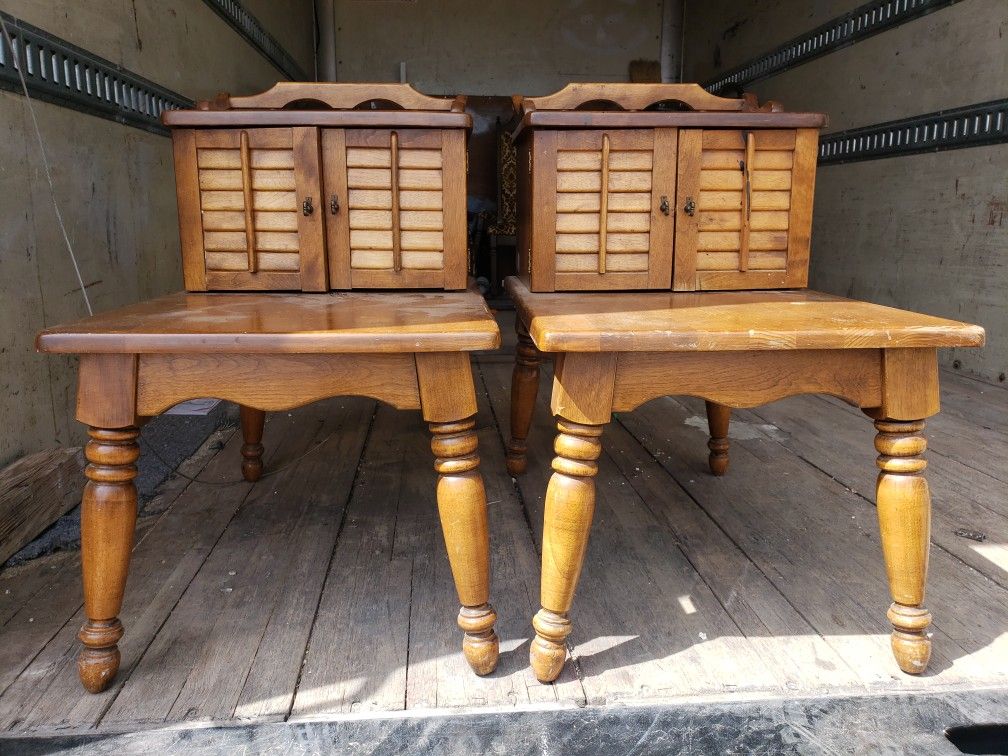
324;128;466;289
533;129;675;291
673;128;818;290
173;127;326;291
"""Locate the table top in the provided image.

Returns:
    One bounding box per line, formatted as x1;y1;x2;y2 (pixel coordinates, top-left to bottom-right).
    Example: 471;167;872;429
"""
37;289;500;354
506;277;985;353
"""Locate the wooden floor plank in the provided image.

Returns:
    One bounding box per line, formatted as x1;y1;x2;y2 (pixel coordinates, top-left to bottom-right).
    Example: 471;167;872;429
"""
401;374;581;710
290;404;413;717
745;394;1008;585
939;370;1008;425
618;395;1008;693
913;376;1008;486
482;360;796;704
0;447;84;567
600;414;867;695
0;419;241;730
3;406;329;732
0;550;77;629
233;404;374;721
0;419;236;701
99;399;374;727
819;372;1008;487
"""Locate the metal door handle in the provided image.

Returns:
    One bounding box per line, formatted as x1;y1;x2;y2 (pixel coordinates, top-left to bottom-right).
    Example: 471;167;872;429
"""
302;197;314;216
683;197;696;216
330;194;339;214
659;196;670;215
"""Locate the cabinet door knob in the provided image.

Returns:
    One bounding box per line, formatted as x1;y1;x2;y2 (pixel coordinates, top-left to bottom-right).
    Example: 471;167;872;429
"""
330;194;340;214
683;196;696;216
659;196;670;216
302;197;314;216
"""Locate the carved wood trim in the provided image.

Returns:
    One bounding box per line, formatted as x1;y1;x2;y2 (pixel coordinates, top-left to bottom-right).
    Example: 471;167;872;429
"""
519;83;748;114
227;82;462;112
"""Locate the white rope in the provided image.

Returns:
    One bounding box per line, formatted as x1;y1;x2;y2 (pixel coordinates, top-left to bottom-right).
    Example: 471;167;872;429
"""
0;14;93;315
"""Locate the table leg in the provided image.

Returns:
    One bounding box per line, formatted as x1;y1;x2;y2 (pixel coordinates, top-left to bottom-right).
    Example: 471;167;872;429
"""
417;352;499;676
705;400;731;476
78;426;139;693
531;418;604;683
874;417;932;674
430;417;499;675
239;405;265;482
506;318;541;476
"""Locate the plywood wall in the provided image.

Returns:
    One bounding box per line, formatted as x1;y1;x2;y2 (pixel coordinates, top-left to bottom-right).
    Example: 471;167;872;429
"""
683;0;1008;385
0;0;315;468
330;0;663;95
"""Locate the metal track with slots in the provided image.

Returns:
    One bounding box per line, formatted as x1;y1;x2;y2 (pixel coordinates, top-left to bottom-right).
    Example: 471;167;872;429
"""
201;0;308;82
704;0;962;93
0;11;191;135
818;99;1008;164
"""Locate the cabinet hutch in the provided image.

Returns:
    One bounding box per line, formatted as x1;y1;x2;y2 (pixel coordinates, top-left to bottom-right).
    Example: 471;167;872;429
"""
163;83;470;291
512;83;826;291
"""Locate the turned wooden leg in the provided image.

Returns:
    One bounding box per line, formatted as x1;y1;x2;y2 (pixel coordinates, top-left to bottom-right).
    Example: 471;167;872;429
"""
506;319;541;476
430;417;499;675
79;426;139;693
531;419;603;683
705;400;731;476
874;418;932;674
239;405;265;482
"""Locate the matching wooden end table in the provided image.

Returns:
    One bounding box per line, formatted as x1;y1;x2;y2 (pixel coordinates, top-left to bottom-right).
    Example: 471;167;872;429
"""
36;288;501;693
503;276;985;684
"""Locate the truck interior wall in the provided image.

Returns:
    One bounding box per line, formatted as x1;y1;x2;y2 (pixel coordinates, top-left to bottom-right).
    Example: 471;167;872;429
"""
683;0;1008;385
330;0;664;95
0;0;316;468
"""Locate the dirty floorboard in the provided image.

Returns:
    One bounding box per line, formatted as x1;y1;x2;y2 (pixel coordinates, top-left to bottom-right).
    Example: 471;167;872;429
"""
0;313;1005;739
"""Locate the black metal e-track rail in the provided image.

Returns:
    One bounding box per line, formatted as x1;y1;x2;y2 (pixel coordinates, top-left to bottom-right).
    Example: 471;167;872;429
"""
818;99;1008;164
704;0;963;94
201;0;308;81
0;12;191;135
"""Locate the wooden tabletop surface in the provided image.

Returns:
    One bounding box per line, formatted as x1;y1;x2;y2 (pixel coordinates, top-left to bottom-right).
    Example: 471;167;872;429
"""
37;289;500;354
506;277;985;353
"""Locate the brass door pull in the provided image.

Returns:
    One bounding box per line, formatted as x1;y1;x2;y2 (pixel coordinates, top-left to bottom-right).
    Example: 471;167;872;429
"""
683;197;696;216
330;194;340;214
302;197;314;216
659;196;670;215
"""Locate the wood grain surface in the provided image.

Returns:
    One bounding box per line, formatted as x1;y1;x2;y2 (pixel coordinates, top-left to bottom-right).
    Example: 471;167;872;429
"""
37;289;500;354
506;277;985;353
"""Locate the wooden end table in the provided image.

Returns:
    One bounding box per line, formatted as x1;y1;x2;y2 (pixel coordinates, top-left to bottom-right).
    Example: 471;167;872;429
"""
503;276;985;684
37;289;501;693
